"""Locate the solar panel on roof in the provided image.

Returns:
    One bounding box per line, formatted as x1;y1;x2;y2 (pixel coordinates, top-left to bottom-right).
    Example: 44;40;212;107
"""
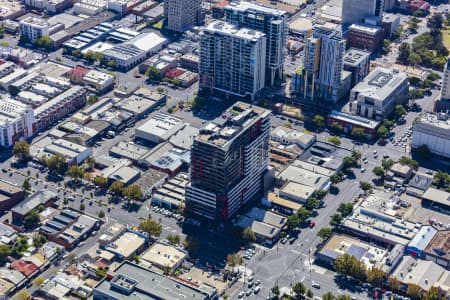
347;244;367;260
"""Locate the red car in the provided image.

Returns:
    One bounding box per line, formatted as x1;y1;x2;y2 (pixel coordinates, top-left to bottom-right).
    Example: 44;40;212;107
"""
309;221;316;228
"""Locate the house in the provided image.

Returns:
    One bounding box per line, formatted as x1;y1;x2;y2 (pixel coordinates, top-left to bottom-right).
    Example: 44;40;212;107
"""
385;163;414;188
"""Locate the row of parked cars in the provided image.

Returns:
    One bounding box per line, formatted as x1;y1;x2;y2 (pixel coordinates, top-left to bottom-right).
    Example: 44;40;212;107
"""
152;205;184;221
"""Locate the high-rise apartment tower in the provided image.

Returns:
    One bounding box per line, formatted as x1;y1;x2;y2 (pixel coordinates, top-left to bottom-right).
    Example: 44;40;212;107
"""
341;0;384;25
186;102;271;220
164;0;201;32
199;21;266;101
224;1;287;85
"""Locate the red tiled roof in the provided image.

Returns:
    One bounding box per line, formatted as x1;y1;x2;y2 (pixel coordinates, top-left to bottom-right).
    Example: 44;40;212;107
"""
165;68;185;79
11;260;38;277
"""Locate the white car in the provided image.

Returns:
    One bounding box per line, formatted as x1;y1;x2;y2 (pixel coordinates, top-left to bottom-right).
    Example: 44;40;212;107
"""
312;282;321;289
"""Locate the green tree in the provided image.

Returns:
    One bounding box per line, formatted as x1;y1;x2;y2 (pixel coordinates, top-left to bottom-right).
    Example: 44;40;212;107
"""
107;59;117;69
138;219;162;238
398;42;411;63
79;203;85;211
336;296;351;300
382;39;391;54
22;179;31;191
166;234;181;245
399;157;419;169
123;184;143;201
98;210;105;218
35;36;53;49
292;282;306;299
226;253;243;267
287;214;301;230
0;244;11;264
46;154;66;174
352;150;362;161
428;13;443;29
373;166;386;179
66;165;85;182
94;176;108;189
330;213;343;227
72;49;82;57
13;141;30;162
306;197;320;210
383;119;394;129
296;207;311;223
407;283;423;300
360;181;372;193
317;227;332;240
337;203;353;217
351;127;365;139
242;227;256;242
312;114;325;128
16;290;30;300
328;136;341;146
322;292;336;300
33;277;45;289
395;105;407;118
367;267;385;287
330;174;341;186
382;158;394;169
146;66;161;81
424;286;441;300
343;156;357;170
108;180;124;195
32;233;46;248
24;209;40;229
408;18;419;31
96;267;107;277
87;95;99;105
388;276;401;292
434;171;450;188
408;52;422;66
334;253;366;281
306;289;313;298
377;125;389;139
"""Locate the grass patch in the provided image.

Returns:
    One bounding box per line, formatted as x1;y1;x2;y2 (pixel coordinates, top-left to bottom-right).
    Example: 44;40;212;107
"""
442;27;450;51
152;21;163;30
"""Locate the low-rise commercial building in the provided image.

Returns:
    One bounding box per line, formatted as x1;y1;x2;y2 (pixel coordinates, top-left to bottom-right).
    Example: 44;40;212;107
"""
93;261;218;300
40;209;100;249
422;187;450;211
0;98;35;147
341;207;417;246
349;67;409;120
104;230;148;260
135;112;185;144
34;86;86;131
317;234;387;268
343;48;371;87
151;172;188;209
347;24;382;53
412;113;450;159
424;230;450;270
234;207;286;246
385;162;414;187
0;180;25;213
270;126;315;149
11;190;58;227
405;226;437;258
140;242;187;274
82;69;115;93
327;110;380;140
104;32;167;71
